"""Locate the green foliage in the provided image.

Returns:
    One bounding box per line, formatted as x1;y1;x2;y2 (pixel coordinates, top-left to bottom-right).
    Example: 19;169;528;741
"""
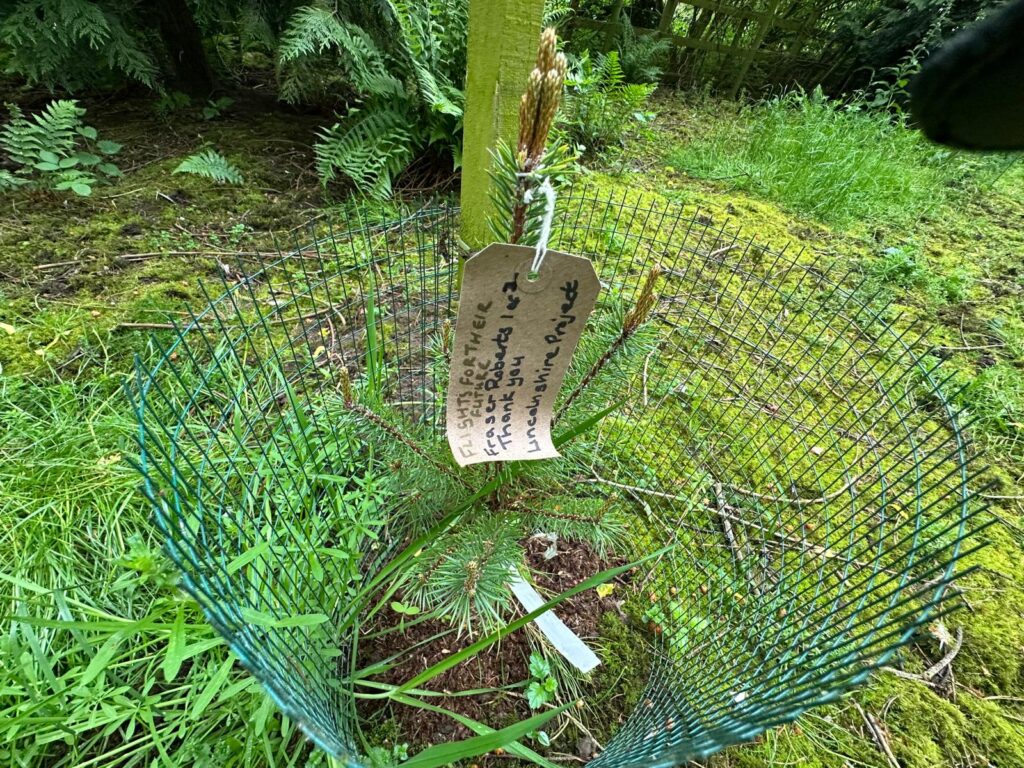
0;0;158;89
0;100;122;196
869;245;928;288
3;85;1024;768
173;149;245;184
825;0;1000;94
668;87;1004;228
366;742;411;767
279;0;467;198
610;15;671;84
153;90;192;119
202;96;235;120
487;138;578;245
316;108;416;199
0;379;306;768
543;0;575;28
560;51;656;156
526;652;558;709
522;495;629;559
406;516;523;635
276;3;397;105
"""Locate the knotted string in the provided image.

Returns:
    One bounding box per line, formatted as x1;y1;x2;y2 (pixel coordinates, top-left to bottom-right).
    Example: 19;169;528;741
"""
521;176;556;276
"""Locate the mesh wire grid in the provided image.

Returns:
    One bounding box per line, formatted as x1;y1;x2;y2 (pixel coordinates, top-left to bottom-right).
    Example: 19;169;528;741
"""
127;189;985;767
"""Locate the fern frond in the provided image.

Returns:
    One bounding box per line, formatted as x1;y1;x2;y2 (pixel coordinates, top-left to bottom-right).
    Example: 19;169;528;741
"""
173;150;244;184
0;170;29;190
315;107;414;199
543;3;574;29
1;100;84;166
277;3;396;101
0;0;157;88
384;1;461;117
600;51;626;87
282;0;468;194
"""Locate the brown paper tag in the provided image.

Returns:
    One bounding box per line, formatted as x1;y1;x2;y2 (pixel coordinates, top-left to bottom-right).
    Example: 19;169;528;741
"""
446;244;600;466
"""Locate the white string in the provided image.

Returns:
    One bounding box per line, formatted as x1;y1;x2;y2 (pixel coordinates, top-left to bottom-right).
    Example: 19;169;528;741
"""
521;176;556;275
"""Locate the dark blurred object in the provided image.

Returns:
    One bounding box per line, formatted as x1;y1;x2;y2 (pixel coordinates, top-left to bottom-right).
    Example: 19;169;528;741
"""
911;0;1024;149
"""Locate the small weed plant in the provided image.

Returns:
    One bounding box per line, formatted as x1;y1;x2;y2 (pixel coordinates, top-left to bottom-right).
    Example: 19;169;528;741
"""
526;652;559;710
202;96;235;120
174;149;244;184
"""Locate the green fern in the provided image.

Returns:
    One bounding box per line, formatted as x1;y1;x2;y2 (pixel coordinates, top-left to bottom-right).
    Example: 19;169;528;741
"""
173;150;244;185
1;101;83;166
316;109;414;199
279;0;468;196
0;170;28;190
277;3;401;104
1;99;122;196
560;50;657;155
0;0;158;89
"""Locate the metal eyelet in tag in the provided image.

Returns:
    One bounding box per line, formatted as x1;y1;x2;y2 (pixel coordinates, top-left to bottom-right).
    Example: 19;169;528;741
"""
446;243;600;466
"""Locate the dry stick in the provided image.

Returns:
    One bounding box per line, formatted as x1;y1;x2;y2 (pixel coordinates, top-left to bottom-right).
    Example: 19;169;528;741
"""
641;347;656;406
713;481;744;564
114;322;176;331
35;259;82;270
922;626;964;681
117;250;264;262
881;626;964;689
881;666;941;687
854;703;901;768
587;471;862;507
584;474;888;572
722;477;858;506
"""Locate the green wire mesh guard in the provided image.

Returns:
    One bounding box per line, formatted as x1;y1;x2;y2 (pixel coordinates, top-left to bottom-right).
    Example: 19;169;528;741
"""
127;190;984;767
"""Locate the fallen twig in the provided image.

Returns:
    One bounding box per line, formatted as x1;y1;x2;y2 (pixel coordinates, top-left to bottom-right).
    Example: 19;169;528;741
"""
117;250;263;262
923;626;963;681
854;702;901;768
723;475;860;506
880;626;964;690
114;322;176;331
713;481;744;564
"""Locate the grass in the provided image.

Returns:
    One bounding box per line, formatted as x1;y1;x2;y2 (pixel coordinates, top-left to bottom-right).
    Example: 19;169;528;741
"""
667;88;1009;229
2;86;1024;768
0;379;316;767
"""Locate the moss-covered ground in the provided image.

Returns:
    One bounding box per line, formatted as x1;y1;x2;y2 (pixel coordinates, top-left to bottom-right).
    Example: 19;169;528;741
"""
2;91;1022;767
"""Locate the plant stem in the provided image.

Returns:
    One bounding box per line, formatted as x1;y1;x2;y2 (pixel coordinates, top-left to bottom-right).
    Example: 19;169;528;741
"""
555;265;661;424
347;401;468;489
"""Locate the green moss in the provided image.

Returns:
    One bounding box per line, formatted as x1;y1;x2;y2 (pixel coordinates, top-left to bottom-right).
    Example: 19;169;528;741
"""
587;612;653;744
955;524;1024;695
0;105;328;377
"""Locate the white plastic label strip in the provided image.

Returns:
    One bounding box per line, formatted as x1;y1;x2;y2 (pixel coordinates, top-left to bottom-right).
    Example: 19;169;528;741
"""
508;570;601;673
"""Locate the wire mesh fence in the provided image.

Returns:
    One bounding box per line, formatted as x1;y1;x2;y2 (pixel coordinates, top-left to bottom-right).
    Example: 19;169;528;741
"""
128;189;984;766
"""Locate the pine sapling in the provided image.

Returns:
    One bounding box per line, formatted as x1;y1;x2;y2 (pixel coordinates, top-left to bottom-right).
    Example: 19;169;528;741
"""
556;265;662;421
487;27;570;245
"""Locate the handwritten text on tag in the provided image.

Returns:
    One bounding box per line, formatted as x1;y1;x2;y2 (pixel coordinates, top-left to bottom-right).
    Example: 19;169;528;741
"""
446;244;600;466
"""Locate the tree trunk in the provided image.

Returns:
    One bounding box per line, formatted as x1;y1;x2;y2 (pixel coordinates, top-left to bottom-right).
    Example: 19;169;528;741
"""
460;0;546;249
155;0;214;96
